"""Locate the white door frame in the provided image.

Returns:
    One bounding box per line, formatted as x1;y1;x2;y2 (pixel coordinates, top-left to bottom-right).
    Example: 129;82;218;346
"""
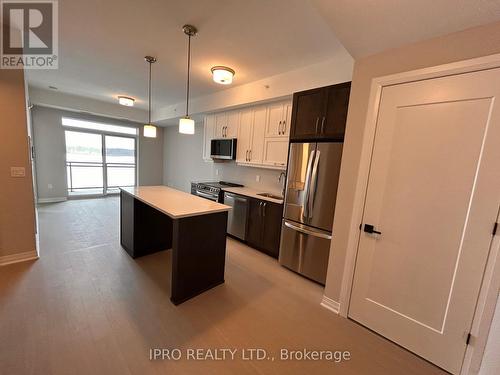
338;52;500;374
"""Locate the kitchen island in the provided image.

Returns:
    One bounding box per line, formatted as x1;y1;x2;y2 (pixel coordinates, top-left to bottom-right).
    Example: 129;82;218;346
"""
120;186;231;305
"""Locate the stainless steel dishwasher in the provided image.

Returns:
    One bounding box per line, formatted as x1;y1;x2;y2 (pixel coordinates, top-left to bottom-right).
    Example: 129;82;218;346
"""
224;192;248;241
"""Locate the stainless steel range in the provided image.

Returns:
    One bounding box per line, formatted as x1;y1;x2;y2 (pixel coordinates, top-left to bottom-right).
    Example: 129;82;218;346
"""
190;181;243;203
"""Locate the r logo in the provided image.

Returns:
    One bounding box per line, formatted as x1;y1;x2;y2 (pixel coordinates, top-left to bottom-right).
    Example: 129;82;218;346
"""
1;1;58;68
2;1;53;54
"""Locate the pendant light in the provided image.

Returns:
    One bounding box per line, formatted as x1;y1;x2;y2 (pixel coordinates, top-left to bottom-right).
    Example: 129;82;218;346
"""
179;24;197;135
144;56;157;138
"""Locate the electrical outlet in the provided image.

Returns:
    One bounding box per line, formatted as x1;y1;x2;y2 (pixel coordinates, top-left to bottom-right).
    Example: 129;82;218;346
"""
256;175;260;182
10;167;25;177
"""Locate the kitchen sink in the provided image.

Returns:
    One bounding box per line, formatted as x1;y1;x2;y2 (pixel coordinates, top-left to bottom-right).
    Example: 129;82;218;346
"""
257;192;284;200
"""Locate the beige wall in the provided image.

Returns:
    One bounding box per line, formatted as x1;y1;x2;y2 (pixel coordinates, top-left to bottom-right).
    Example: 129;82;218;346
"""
324;20;500;303
0;70;36;258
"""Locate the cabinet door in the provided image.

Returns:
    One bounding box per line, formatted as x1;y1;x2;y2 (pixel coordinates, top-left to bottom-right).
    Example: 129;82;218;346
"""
290;88;327;140
261;202;283;258
265;102;284;137
237;109;253;163
225;110;240;138
215;112;227;138
203;114;216;161
281;101;292;137
263;137;289;169
249;106;266;164
321;82;351;140
246;198;263;248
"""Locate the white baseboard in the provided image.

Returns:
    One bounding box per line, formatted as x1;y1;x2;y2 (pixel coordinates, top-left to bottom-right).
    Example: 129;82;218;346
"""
37;197;67;203
0;250;39;266
321;295;340;314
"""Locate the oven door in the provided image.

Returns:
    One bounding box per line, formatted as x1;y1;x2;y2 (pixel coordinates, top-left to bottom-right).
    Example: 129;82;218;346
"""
193;189;219;202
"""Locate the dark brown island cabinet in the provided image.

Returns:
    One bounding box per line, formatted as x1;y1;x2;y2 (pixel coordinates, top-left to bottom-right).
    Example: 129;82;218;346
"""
246;198;283;259
290;81;351;141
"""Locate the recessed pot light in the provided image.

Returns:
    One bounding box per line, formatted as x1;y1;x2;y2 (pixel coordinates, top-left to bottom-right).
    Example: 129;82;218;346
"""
211;66;235;85
118;96;135;106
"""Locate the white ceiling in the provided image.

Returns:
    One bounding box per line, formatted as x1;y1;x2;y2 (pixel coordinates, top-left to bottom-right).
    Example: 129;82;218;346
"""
312;0;500;58
28;0;500;113
27;0;347;110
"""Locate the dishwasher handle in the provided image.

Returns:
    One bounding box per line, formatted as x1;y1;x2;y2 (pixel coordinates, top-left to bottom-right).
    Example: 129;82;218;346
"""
224;192;248;203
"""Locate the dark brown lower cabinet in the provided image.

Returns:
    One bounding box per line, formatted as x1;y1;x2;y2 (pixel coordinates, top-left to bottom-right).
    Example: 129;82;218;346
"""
246;198;283;258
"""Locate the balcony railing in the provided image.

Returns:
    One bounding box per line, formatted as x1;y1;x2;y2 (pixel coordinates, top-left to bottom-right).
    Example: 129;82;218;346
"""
66;161;135;194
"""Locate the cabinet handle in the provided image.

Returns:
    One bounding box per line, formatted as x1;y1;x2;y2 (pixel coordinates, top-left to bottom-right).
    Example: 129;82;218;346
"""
249;149;252;161
224;126;227;137
263;202;266;217
315;117;320;134
246;150;249;161
259;201;263;216
282;120;286;135
320;117;325;134
278;120;282;135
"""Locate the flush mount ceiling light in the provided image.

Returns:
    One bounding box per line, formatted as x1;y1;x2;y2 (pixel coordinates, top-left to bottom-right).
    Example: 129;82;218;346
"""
118;96;135;107
143;56;157;138
179;24;197;135
211;66;235;85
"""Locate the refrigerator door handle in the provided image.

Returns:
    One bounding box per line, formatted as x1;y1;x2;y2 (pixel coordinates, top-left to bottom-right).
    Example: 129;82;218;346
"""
308;150;321;219
284;221;332;240
302;150;316;220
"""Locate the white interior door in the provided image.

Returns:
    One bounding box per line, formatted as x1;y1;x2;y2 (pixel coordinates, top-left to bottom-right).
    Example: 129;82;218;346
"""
349;68;500;374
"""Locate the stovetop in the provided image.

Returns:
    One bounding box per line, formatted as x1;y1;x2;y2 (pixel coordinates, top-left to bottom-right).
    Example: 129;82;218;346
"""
194;181;243;189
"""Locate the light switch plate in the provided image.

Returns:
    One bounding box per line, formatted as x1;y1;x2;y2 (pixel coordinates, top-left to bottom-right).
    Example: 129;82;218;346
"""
10;167;26;177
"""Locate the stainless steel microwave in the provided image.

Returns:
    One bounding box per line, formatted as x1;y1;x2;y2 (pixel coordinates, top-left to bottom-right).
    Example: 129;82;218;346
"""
210;138;237;160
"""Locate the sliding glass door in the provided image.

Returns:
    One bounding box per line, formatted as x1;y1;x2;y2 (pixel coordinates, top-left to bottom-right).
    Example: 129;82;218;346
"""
105;135;136;194
65;131;136;196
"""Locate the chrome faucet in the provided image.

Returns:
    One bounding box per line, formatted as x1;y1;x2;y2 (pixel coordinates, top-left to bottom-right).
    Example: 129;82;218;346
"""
278;171;286;197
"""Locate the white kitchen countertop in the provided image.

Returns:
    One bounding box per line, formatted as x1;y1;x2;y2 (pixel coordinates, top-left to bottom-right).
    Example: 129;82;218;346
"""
222;187;284;204
121;186;231;219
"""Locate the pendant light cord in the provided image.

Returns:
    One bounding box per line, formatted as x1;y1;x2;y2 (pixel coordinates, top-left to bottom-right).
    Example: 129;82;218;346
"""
148;60;152;124
185;34;191;117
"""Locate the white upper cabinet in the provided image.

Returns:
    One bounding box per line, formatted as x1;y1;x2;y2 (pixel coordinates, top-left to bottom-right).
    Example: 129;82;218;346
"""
203;114;216;161
250;106;266;164
215;112;227;138
226;111;240;138
236;109;253;163
265;101;292;138
203;99;291;170
262;137;288;168
237;106;267;165
215;111;239;138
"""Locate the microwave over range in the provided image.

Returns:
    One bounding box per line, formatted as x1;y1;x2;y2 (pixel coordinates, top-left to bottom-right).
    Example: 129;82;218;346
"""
211;138;237;160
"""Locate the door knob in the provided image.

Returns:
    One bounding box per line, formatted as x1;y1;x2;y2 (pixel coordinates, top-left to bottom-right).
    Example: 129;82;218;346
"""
363;224;382;235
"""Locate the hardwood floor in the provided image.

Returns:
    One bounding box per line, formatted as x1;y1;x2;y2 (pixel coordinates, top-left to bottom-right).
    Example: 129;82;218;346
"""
0;197;447;375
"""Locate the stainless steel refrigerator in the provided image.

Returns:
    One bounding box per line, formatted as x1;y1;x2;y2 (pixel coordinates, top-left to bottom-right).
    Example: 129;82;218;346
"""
279;142;343;284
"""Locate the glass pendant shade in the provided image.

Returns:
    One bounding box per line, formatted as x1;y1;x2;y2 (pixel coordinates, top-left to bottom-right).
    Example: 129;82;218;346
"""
179;117;195;134
143;124;157;138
